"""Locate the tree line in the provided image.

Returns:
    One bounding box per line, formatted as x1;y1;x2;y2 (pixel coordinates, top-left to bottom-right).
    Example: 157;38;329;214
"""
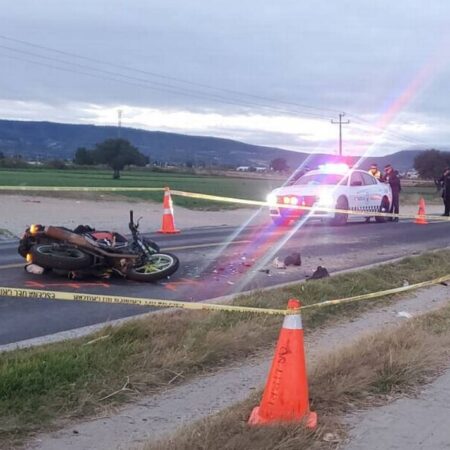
413;149;450;180
74;138;148;179
3;144;450;180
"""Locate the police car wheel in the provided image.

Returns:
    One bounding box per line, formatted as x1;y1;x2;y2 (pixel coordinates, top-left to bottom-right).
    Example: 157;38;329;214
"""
375;197;390;223
330;196;348;226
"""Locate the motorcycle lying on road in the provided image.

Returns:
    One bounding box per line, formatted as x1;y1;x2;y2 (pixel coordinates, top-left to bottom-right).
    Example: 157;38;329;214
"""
18;211;179;282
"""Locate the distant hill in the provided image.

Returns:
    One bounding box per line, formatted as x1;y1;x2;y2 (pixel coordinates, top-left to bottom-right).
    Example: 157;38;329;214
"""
305;151;427;173
0;119;308;167
0;119;428;170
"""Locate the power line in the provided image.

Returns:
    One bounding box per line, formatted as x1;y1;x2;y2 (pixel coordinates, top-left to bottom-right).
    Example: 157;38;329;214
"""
0;46;423;149
0;34;425;147
0;44;334;121
0;46;422;146
0;34;342;116
349;115;424;146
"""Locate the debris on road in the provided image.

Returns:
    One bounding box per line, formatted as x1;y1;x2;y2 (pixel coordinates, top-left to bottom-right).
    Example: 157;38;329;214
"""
284;252;301;266
307;266;330;280
272;257;286;269
25;264;45;275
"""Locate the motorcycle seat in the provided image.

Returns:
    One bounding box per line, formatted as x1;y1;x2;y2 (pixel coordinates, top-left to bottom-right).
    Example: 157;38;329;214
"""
87;231;128;250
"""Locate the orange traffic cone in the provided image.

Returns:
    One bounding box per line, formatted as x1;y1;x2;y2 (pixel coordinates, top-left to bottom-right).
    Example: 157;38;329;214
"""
414;197;428;225
248;299;317;428
158;187;180;234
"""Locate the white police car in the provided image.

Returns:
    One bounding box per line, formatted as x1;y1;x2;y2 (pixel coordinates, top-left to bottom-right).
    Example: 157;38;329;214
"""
266;164;392;226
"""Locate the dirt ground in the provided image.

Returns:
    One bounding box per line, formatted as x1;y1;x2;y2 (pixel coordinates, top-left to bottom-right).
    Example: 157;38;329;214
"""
0;194;443;237
344;368;450;449
0;194;267;236
24;284;450;450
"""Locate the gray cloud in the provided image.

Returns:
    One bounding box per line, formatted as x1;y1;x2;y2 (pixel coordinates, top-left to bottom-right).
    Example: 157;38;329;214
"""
1;0;450;153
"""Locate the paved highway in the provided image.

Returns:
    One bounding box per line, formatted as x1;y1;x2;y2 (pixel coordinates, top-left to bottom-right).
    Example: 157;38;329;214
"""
1;218;449;344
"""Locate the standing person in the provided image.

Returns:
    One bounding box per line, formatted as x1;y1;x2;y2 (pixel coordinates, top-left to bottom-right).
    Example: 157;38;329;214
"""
368;163;382;180
384;164;401;222
365;163;383;222
438;167;450;216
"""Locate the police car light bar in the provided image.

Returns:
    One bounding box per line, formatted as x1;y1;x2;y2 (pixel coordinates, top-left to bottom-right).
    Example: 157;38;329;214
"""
318;163;350;173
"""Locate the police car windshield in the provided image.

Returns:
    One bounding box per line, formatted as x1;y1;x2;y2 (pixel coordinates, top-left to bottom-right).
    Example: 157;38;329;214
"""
294;173;344;186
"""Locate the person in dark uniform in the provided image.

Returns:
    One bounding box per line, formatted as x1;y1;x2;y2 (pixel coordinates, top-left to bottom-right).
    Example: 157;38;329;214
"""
384;164;401;222
438;167;450;216
365;163;383;222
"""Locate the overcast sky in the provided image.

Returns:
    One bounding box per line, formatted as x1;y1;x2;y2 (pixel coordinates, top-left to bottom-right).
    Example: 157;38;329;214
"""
1;0;450;155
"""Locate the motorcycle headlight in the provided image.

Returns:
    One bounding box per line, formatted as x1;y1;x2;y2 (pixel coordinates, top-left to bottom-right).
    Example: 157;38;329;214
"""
29;224;44;234
266;193;277;206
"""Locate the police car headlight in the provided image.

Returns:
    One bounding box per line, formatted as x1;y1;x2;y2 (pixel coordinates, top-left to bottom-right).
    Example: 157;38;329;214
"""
266;193;277;206
318;192;334;206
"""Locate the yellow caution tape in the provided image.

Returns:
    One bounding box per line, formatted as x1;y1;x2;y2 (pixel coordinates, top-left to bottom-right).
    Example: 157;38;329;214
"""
301;274;450;310
0;287;288;315
1;273;449;314
0;185;448;222
170;189;450;223
0;186;165;192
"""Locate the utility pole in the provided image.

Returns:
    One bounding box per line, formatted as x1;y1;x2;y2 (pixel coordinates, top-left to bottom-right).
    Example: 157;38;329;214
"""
117;109;122;138
331;112;350;156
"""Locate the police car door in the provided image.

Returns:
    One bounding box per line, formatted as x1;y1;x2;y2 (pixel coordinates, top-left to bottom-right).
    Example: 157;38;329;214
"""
361;172;380;213
349;171;366;212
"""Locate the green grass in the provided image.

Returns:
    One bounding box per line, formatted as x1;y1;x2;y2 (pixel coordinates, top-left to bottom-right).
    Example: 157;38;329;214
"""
1;250;450;446
0;168;281;210
147;305;450;450
401;184;442;205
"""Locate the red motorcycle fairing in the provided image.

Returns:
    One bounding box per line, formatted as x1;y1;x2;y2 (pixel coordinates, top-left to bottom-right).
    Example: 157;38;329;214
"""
91;232;114;241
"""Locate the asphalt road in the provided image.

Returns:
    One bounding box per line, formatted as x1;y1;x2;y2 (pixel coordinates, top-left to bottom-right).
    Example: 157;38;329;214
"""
1;217;449;345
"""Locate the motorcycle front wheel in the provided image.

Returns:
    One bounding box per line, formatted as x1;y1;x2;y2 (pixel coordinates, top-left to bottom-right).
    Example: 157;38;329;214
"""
126;253;179;282
30;244;93;270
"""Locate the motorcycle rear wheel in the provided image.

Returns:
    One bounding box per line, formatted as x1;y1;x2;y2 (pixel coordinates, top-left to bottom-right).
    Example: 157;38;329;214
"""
30;244;93;270
126;253;179;282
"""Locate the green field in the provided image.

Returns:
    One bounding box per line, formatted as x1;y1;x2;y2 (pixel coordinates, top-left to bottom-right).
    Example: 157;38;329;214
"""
0;168;442;209
400;184;442;205
0;168;282;209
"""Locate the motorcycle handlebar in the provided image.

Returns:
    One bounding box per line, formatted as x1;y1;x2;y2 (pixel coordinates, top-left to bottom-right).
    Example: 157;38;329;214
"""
129;210;135;232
